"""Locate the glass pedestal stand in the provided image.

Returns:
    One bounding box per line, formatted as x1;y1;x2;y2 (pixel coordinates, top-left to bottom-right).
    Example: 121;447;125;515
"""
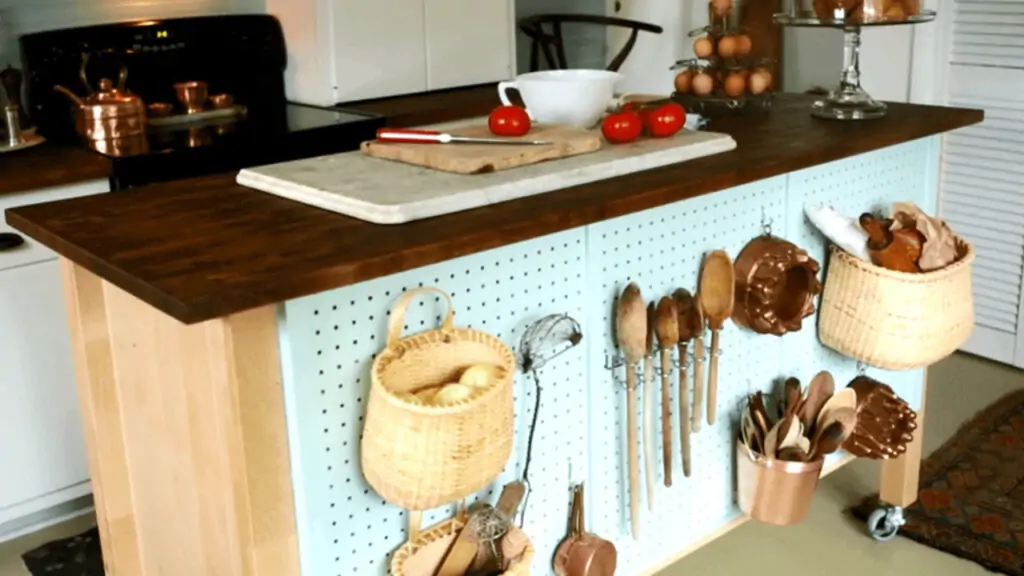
773;10;936;120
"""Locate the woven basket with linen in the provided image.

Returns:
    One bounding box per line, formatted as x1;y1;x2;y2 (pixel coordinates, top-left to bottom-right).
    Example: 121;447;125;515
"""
817;240;975;370
390;514;533;576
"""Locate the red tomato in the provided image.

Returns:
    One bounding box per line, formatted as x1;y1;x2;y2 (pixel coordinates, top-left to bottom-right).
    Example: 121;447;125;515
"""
622;102;653;128
646;103;687;138
488;106;531;136
601;111;643;144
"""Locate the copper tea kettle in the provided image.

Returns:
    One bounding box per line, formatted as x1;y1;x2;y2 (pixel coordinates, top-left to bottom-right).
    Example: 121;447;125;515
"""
54;55;146;141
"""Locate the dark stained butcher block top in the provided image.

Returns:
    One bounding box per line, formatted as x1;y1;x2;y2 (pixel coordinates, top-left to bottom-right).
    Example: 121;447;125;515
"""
6;94;982;324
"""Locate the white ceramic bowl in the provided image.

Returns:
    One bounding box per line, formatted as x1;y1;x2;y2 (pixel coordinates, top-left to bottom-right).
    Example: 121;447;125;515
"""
498;69;625;128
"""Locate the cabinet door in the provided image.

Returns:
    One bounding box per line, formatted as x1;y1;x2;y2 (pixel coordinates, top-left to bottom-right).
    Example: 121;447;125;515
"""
332;0;428;102
0;260;89;515
425;0;514;90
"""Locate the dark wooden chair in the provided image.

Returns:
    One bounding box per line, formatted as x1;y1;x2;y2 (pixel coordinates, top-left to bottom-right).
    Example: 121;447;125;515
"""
518;14;663;72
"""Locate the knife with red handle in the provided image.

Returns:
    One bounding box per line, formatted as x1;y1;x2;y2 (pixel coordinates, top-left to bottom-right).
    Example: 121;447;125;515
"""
376;128;552;146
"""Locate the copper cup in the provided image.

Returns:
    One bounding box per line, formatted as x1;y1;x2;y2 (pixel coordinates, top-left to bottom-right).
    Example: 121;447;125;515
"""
736;442;824;526
208;93;234;109
173;81;208;114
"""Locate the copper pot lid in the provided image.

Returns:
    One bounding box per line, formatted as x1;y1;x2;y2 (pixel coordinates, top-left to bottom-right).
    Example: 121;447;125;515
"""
732;235;822;336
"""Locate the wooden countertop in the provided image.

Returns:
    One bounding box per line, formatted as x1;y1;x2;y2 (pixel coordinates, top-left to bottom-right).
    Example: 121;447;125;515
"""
6;94;982;324
0;143;110;196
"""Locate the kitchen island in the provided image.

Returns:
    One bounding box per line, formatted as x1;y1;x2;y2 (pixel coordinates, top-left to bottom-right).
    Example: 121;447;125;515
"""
6;94;982;576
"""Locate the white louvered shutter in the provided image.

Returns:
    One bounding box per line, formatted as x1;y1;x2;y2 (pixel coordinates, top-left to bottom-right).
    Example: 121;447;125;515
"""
940;0;1024;366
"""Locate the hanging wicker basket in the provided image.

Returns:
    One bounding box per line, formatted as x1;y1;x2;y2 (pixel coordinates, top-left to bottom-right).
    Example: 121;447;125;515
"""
817;240;975;370
390;514;533;576
362;287;515;510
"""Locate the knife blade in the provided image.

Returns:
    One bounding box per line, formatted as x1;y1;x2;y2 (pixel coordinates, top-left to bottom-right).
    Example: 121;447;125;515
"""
376;128;552;146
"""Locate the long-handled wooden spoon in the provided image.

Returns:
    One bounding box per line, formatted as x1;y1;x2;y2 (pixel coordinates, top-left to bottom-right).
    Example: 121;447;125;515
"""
698;250;735;426
655;297;679;487
800;371;835;435
673;289;697;478
616;283;646;539
643;303;656;510
690;299;706;433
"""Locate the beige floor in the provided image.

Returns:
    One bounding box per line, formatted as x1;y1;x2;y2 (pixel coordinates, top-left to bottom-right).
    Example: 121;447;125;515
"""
0;353;1020;576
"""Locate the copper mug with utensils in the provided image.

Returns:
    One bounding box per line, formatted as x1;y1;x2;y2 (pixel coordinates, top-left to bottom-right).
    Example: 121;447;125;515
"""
554;484;616;576
173;81;208;114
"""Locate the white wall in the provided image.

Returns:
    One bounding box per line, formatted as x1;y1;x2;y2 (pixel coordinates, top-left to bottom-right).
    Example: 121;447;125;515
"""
0;0;266;67
610;0;700;94
781;25;915;103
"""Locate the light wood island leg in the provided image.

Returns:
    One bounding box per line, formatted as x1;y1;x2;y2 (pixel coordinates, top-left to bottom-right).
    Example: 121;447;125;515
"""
60;259;300;576
879;377;927;508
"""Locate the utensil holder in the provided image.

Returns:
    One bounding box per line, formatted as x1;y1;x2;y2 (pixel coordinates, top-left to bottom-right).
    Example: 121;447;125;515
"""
362;287;516;511
817;240;974;370
736;442;824;526
391;515;534;576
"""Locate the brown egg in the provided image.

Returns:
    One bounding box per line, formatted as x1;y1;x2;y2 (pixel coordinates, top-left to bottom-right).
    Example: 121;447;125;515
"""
738;68;751;80
754;67;773;86
718;36;737;59
715;68;726;83
748;70;770;95
692;72;714;96
735;34;753;56
724;73;746;98
711;0;733;16
694;37;714;58
674;69;694;94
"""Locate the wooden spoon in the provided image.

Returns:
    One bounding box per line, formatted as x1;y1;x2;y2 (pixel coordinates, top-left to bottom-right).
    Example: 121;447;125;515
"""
673;289;697;478
689;291;707;433
763;419;783;459
783;377;802;420
810;407;856;460
698;250;735;426
800;371;835;436
815;388;858;433
643;303;656;510
616;283;646;539
655;297;679;487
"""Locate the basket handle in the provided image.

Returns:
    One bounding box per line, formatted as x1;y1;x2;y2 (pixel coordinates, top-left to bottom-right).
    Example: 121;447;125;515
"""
408;510;421;541
387;287;456;349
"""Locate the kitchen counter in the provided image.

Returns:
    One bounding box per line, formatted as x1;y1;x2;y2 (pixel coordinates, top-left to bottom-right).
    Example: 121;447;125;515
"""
9;93;982;576
6;94;981;324
0;143;110;195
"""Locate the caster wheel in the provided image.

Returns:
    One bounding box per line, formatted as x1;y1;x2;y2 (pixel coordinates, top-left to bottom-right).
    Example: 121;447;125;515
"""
867;507;902;541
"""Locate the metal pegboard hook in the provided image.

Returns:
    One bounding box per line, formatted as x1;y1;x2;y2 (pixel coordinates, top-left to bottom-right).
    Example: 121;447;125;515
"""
604;351;641;389
761;206;774;237
856;361;867;376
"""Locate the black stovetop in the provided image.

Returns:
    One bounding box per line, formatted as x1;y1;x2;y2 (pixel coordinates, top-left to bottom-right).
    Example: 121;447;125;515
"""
20;15;385;190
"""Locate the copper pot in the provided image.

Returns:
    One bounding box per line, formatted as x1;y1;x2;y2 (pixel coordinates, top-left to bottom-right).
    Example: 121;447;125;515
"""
733;235;822;335
55;77;146;141
736;442;824;526
554;485;616;576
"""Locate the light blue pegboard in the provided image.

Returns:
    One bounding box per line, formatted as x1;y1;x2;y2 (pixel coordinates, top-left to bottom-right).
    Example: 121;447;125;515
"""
278;137;938;576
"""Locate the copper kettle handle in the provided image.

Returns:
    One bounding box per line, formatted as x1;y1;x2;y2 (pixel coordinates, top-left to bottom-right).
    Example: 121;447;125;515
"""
79;53;92;95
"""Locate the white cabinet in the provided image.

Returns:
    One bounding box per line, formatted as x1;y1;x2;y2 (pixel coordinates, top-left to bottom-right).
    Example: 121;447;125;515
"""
0;180;106;538
332;0;428;102
424;0;514;91
0;260;90;522
270;0;515;105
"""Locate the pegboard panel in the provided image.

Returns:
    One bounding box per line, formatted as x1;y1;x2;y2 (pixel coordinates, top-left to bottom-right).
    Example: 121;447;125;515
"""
277;138;940;576
583;176;788;571
279;229;589;576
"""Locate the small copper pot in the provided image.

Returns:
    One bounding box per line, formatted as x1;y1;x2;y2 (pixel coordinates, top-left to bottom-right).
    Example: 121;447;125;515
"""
733;235;822;335
554;485;616;576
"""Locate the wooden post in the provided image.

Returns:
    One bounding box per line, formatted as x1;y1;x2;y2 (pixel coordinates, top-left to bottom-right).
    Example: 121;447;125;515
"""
879;376;927;507
60;259;300;576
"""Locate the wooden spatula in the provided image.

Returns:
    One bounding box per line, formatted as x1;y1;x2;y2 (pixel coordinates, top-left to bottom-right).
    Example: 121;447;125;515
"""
698;250;735;426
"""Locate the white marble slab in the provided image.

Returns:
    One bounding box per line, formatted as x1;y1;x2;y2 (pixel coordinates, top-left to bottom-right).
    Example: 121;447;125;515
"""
236;128;737;224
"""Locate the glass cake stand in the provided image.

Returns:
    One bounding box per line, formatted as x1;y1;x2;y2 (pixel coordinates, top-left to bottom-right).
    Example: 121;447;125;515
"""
773;10;936;120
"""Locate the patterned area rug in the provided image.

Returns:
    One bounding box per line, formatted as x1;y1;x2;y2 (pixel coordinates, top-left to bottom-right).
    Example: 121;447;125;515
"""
21;527;103;576
854;389;1024;575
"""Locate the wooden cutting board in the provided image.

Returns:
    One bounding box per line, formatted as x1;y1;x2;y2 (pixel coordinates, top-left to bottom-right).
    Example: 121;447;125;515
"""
360;124;603;174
